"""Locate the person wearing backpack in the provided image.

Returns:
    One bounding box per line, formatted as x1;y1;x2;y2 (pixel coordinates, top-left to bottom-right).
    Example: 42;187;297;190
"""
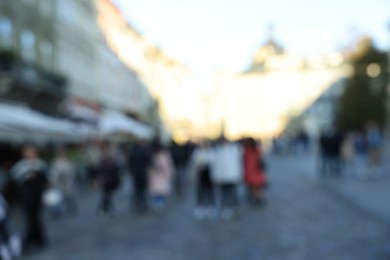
96;144;121;220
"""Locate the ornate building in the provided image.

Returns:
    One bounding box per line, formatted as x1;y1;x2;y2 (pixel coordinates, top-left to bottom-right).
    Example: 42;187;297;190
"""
210;32;351;139
247;29;284;73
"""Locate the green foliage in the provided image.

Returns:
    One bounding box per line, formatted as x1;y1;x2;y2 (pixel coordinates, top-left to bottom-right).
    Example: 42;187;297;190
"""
336;38;388;131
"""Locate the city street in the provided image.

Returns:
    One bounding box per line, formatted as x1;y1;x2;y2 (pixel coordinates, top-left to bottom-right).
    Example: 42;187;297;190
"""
22;155;390;260
1;1;389;260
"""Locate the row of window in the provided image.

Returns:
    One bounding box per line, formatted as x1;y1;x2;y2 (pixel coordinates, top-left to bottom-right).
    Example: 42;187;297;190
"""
0;17;53;67
23;0;54;16
0;0;53;16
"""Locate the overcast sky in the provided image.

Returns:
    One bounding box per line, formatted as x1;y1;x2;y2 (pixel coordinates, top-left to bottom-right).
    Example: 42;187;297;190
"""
113;0;390;74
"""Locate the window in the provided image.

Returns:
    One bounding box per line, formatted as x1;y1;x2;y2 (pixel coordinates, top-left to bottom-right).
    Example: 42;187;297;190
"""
0;18;13;47
20;30;36;61
39;40;53;67
38;0;52;15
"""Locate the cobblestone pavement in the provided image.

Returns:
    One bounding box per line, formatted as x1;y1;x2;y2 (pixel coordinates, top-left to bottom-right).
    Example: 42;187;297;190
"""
23;155;390;260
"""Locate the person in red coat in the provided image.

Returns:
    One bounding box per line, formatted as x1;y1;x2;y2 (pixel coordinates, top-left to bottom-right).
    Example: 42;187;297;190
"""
243;138;267;205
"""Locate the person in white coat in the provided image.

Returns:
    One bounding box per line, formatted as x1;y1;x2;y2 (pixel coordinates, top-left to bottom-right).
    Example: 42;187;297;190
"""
50;148;77;217
211;137;243;219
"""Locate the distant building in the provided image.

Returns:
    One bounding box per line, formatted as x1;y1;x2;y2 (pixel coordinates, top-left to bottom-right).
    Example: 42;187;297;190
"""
95;0;205;142
55;0;157;128
247;30;285;73
210;31;351;140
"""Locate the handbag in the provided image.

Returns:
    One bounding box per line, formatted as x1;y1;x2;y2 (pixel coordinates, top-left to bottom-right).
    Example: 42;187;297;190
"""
43;188;63;207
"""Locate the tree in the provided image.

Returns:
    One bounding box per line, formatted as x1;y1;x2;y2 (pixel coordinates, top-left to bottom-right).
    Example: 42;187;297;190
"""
336;37;388;131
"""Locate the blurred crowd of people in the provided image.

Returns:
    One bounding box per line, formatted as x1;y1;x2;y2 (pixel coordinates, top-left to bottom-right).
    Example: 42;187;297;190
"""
191;137;267;220
271;122;385;179
0;136;268;258
0;123;382;259
319;122;384;179
271;130;311;156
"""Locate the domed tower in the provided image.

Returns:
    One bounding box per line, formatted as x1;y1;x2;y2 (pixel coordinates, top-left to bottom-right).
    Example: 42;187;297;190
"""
247;24;284;73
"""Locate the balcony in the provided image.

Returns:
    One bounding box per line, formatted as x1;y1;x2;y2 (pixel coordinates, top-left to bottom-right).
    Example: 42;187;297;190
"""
0;49;68;115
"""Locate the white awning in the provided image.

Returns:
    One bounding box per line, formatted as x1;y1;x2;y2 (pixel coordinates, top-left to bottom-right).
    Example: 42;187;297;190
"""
0;102;94;142
99;111;154;140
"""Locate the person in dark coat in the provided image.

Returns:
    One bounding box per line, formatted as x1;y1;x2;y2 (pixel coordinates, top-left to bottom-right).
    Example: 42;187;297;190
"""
11;146;48;252
170;141;186;198
96;144;120;217
191;141;216;220
328;130;343;176
319;127;343;177
319;131;331;176
128;140;152;213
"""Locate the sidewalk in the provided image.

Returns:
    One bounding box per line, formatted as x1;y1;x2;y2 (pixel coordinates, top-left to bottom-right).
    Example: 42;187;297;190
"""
321;144;390;226
322;177;390;225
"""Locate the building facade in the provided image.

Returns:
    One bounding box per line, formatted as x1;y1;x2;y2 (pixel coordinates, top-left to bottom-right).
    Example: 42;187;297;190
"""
55;0;156;128
0;0;67;115
0;0;57;69
55;0;101;107
94;0;205;142
96;41;152;118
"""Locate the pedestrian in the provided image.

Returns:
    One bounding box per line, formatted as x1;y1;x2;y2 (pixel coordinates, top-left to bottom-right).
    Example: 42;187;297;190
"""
0;194;22;260
128;139;153;213
95;144;121;220
354;131;368;178
319;126;343;177
365;122;383;178
84;141;102;183
211;137;242;220
341;132;356;177
329;128;344;177
149;141;175;212
50;147;77;217
243;138;267;205
191;140;216;220
170;141;186;199
11;145;48;252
